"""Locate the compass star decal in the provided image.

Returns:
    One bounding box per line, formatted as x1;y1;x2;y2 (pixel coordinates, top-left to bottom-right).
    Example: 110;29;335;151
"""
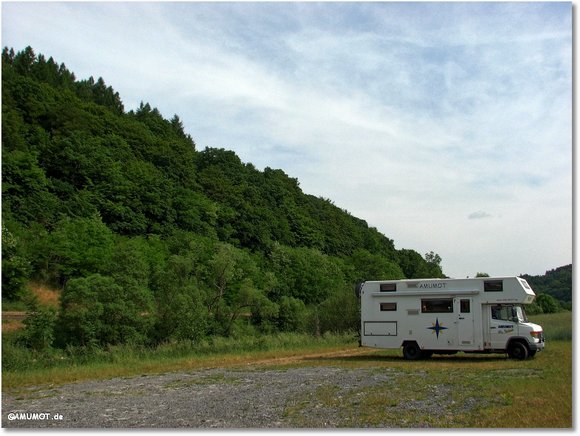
428;318;448;339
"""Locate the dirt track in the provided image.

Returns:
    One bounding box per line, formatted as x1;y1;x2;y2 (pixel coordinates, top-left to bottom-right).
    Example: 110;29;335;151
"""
2;348;481;428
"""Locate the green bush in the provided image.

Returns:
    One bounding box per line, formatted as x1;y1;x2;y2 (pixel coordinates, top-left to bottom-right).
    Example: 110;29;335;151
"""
57;274;154;347
317;288;359;334
1;223;31;300
277;296;307;332
45;215;114;284
20;297;57;351
535;293;560;314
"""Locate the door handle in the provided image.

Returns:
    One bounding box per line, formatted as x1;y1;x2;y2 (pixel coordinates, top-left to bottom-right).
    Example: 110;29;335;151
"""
458;317;465;320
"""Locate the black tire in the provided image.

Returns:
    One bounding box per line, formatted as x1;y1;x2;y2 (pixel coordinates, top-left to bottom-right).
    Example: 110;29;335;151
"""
507;341;529;360
403;342;422;360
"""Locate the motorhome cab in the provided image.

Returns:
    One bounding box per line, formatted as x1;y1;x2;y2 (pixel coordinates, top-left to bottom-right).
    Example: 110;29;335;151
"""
356;277;545;360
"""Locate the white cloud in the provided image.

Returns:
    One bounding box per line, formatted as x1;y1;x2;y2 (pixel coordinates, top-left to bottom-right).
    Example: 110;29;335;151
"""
468;211;492;220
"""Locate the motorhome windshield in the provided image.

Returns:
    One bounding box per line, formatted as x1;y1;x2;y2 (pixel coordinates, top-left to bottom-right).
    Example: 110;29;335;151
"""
515;306;528;323
491;305;528;323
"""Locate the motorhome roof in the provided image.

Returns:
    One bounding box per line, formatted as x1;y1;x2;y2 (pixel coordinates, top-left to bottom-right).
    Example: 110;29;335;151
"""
366;276;523;283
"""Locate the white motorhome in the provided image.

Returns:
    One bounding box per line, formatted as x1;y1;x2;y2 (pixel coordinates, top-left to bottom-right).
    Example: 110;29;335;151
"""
356;277;545;360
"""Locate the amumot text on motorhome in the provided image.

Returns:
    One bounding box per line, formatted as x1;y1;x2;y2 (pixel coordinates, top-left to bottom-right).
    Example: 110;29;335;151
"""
356;277;545;360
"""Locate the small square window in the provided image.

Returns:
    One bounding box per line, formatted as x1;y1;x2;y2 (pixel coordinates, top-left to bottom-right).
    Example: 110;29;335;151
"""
380;302;397;311
380;283;397;292
460;299;471;313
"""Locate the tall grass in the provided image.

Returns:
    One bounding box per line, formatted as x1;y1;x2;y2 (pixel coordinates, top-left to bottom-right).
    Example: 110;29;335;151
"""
3;312;571;392
2;331;358;389
528;310;572;341
3;331;357;372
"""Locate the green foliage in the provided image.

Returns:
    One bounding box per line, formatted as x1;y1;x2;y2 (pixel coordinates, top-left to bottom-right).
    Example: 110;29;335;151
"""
268;244;346;304
152;254;209;342
2;150;59;226
348;248;404;282
534;293;560;314
20;291;57;351
397;249;445;279
2;223;31;300
277;296;307;332
45;215;114;284
57;274;154;347
317;288;360;334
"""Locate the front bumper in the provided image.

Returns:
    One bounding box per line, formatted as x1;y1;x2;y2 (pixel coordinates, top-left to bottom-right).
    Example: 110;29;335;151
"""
530;334;545;352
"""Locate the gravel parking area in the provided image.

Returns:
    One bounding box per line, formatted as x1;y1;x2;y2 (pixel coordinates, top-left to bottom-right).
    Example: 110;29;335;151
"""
3;364;481;428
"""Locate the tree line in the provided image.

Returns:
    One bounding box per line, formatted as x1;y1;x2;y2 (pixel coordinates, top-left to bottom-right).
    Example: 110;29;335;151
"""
521;265;572;313
2;46;444;352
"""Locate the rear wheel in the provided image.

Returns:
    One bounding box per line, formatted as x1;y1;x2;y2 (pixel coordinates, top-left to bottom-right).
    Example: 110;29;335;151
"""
402;342;422;360
507;341;529;360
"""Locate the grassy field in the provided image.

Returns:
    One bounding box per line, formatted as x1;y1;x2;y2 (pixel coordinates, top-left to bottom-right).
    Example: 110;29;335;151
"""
2;311;572;428
528;311;572;340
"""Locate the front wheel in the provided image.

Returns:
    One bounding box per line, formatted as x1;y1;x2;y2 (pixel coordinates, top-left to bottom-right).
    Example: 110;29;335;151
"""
402;342;422;360
507;341;529;360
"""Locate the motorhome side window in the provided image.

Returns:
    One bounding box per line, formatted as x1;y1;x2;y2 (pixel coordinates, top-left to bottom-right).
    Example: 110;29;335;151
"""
484;280;503;292
421;299;453;313
380;302;397;311
491;305;512;321
460;299;471;313
380;283;397;292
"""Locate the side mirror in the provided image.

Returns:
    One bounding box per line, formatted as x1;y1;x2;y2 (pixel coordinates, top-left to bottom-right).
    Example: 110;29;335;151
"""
355;282;364;299
511;308;518;323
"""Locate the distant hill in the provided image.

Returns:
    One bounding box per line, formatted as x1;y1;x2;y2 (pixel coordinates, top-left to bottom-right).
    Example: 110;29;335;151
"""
521;265;572;303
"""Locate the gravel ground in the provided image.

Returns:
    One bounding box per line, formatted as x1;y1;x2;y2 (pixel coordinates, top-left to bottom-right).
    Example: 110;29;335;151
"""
2;365;482;428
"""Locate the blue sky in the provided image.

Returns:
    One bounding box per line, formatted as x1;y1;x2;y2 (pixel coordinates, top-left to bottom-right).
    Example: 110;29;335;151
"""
2;2;572;278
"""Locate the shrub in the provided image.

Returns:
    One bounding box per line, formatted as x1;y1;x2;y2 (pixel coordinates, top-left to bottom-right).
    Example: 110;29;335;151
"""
46;215;114;284
1;223;31;300
277;296;307;332
317;288;360;334
57;274;154;347
535;293;560;314
21;306;57;351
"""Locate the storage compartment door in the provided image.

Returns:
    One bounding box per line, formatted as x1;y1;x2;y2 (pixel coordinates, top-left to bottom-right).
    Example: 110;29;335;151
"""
364;321;397;336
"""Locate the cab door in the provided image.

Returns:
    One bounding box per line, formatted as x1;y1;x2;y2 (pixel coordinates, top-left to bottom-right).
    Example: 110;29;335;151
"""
456;298;475;348
489;304;516;349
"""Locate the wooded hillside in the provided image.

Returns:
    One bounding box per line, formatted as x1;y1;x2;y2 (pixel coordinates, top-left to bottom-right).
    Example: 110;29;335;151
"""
522;265;572;304
2;47;444;348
